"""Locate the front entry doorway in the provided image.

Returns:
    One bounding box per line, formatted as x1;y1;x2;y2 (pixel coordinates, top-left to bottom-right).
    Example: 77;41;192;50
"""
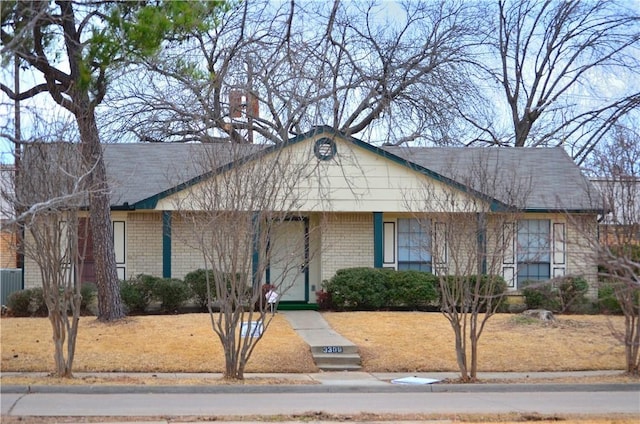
268;219;308;303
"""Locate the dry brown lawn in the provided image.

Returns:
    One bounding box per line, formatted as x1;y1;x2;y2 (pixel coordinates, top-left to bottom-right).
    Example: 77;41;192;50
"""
323;312;627;372
1;313;637;424
0;312;629;375
1;313;316;374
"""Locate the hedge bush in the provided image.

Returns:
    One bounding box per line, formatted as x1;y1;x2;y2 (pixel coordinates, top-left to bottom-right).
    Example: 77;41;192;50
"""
119;274;192;314
119;280;146;314
522;282;556;310
6;288;48;317
385;270;439;309
522;276;589;313
155;278;191;313
557;276;589;312
323;267;390;310
184;269;214;309
596;245;640;315
80;283;97;315
205;272;253;309
322;267;439;311
597;283;622;314
29;288;49;317
6;289;32;317
119;274;160;314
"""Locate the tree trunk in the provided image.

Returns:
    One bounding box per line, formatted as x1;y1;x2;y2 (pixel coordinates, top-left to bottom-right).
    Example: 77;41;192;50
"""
514;118;531;147
625;314;640;375
452;322;470;382
223;339;242;380
470;330;479;381
50;313;73;378
76;108;125;322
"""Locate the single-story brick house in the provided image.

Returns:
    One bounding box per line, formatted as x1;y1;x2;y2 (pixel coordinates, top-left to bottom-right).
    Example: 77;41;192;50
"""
22;127;602;304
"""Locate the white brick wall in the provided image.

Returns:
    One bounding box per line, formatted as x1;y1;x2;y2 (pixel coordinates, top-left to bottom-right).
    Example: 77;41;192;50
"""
169;215;208;279
320;213;374;282
126;213;162;279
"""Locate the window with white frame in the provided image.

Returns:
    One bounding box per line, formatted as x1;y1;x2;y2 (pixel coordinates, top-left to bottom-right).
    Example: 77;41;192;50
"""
516;219;551;286
397;218;432;272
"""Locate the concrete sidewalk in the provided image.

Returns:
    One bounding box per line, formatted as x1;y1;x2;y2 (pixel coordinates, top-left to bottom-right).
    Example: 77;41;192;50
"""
2;369;637;394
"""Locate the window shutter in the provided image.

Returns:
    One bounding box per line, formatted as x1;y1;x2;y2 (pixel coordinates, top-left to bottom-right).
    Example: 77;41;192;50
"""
502;222;516;288
433;222;447;275
552;222;566;278
113;221;126;280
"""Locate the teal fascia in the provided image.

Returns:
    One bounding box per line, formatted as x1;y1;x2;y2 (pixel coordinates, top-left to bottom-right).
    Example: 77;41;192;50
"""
373;212;383;268
162;211;172;278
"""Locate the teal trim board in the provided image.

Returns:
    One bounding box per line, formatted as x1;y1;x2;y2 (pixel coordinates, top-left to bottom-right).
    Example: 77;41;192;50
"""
373;212;383;268
162;211;172;278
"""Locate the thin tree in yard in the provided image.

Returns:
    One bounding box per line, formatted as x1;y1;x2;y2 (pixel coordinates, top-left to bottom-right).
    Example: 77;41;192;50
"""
589;123;640;375
0;1;226;321
403;154;531;382
2;143;95;377
468;0;640;165
173;144;319;380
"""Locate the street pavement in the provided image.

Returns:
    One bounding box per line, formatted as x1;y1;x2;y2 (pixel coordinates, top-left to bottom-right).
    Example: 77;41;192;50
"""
2;387;639;420
2;371;639;421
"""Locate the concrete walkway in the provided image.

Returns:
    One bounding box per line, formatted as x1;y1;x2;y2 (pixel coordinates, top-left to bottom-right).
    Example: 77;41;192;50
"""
282;310;362;370
282;310;351;346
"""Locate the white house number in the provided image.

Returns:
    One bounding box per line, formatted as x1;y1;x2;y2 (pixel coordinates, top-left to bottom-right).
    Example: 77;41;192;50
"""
322;346;343;353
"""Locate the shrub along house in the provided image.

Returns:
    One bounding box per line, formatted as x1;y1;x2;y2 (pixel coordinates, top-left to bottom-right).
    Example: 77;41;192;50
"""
21;127;602;306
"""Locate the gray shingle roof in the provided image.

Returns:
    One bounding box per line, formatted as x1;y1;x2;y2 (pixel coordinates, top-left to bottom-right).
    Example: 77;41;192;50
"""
103;143;267;207
381;146;599;211
21;131;600;212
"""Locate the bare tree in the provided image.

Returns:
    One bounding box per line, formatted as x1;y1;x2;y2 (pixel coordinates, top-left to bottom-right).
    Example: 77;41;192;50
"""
1;143;96;377
1;1;226;321
589;123;640;375
171;143;321;380
467;0;640;165
401;151;533;382
104;0;480;147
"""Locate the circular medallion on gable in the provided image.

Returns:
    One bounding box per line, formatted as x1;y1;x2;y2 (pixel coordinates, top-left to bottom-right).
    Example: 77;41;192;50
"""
314;137;337;161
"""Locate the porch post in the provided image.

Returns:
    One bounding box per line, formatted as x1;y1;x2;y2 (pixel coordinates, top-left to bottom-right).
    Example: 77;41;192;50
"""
373;212;383;268
162;211;172;278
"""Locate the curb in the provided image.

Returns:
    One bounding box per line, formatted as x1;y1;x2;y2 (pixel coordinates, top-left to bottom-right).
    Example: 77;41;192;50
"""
2;382;639;395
